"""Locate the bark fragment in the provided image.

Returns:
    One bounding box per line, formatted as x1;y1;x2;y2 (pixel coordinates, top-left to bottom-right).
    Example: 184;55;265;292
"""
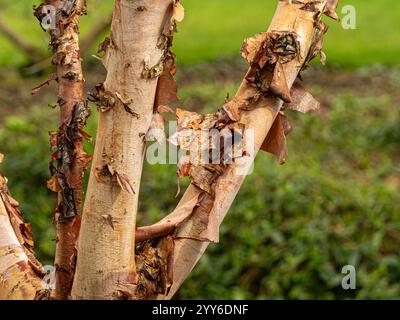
135;236;174;299
283;79;320;113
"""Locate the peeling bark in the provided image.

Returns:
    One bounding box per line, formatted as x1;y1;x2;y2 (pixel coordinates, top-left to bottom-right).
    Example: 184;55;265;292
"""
0;165;45;300
34;0;89;299
144;0;337;299
71;0;176;300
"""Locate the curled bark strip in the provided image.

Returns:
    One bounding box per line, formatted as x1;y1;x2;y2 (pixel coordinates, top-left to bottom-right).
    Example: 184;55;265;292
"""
303;19;329;68
283;79;320;113
0;170;45;300
325;0;339;21
270;61;292;103
136;192;200;243
34;0;88;300
242;31;300;104
152;0;183;110
261;112;291;164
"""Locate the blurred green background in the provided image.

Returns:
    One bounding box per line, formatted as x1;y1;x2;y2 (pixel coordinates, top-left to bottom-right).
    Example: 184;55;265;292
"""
0;0;400;299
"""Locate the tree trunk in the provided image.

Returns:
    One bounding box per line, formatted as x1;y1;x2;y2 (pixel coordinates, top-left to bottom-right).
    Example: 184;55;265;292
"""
0;169;45;300
0;0;338;300
35;0;89;299
71;0;174;300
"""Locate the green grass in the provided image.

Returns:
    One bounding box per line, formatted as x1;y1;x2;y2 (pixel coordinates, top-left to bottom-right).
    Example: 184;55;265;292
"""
0;0;399;68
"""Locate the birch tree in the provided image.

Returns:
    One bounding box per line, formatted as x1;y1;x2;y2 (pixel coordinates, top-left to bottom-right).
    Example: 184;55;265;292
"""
0;0;339;300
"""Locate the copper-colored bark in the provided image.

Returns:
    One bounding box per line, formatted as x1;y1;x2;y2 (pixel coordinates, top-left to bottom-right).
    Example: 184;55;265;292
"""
34;0;89;299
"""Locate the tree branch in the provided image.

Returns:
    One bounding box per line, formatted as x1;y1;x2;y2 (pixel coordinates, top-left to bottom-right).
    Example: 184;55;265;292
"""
146;0;338;299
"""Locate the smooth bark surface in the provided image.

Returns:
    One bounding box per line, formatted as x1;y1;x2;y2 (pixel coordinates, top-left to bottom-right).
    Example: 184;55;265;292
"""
71;0;174;299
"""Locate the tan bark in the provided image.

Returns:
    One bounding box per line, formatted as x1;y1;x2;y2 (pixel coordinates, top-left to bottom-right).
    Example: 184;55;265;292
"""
148;0;334;299
35;0;89;299
71;0;175;300
0;169;45;300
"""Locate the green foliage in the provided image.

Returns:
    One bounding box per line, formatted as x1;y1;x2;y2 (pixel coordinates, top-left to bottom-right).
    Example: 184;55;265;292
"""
177;83;400;299
0;106;56;264
0;62;399;298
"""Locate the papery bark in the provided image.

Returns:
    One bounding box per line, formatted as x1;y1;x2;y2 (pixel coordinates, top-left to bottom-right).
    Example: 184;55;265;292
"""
154;0;333;299
0;170;45;300
71;0;175;300
35;0;89;300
